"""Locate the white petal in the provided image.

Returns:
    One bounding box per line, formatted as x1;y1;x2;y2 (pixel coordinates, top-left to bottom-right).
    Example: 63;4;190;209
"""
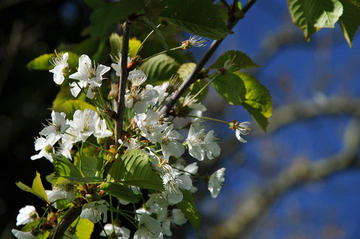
208;168;226;198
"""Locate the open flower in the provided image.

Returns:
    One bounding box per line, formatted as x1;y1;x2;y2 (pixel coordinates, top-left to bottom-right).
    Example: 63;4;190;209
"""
235;121;251;143
69;54;110;98
208;168;226;198
182;35;207;49
16;205;37;226
49;52;69;85
31;134;58;162
11;230;37;239
100;224;130;239
67;109;99;142
39;110;68;142
186;122;220;161
159;125;184;160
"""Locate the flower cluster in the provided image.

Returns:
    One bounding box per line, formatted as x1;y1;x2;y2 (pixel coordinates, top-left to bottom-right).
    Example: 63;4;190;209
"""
14;43;250;239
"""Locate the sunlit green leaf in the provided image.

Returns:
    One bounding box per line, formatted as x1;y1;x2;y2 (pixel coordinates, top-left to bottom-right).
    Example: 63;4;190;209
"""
26;52;79;71
16;172;48;202
210;50;259;71
140;54;179;83
108;149;163;190
288;0;343;40
177;190;201;233
26;54;54;70
211;72;246;105
235;72;272;130
338;0;360;47
53;99;97;119
73;218;94;239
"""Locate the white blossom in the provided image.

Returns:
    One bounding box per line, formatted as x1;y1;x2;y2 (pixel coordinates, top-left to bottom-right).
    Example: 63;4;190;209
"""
235;121;251;143
134;214;163;239
172;209;187;225
11;230;37;239
31;134;58;162
46;188;75;204
67;109;99;142
183;95;206;112
208;168;226;198
69;54;110;98
118;138;140;150
186;122;220;161
154;82;169;103
158;125;184;160
128;69;147;87
40;111;68;141
49;52;68;85
133;85;159;114
94;118;112;139
16;206;36;226
182;35;207;49
100;224;130;239
80;200;108;223
134;110;167;143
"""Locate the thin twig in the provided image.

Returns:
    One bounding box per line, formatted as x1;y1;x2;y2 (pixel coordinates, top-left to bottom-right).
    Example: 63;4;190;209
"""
115;21;130;145
160;0;258;115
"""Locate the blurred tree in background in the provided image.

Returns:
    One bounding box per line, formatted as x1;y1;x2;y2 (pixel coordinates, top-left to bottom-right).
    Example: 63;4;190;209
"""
1;0;360;238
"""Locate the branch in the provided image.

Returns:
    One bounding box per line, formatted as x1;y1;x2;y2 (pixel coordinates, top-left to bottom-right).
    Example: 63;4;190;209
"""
115;21;130;145
47;207;82;239
261;97;360;135
209;120;360;239
160;0;258;115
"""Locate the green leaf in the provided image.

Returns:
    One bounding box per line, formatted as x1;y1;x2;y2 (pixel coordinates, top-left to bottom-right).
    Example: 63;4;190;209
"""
77;146;98;178
68;218;94;239
26;53;54;70
140;54;180;83
90;0;145;37
32;172;49;202
53;155;83;178
177;62;196;81
211;72;246;105
100;183;140;203
16;172;48;202
338;0;360;47
211;72;272;130
177;190;201;233
53;99;97;119
235;72;272;130
108;149;163;190
110;34;144;57
160;0;231;39
288;0;344;40
210;50;259;71
109;33;122;56
129;38;142;58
